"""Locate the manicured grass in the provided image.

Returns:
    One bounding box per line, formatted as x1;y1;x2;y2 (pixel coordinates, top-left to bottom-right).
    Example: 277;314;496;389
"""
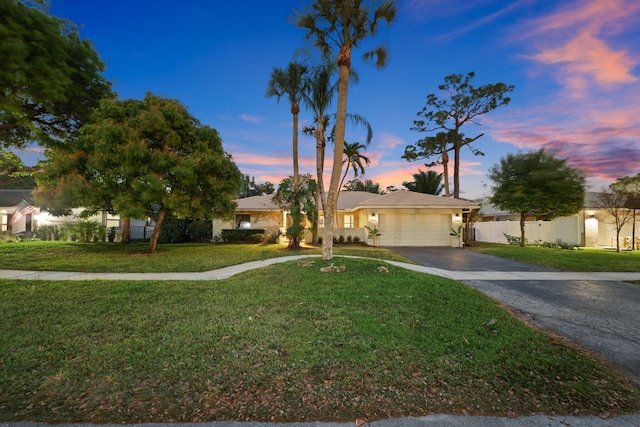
1;257;639;423
0;240;408;273
467;242;640;272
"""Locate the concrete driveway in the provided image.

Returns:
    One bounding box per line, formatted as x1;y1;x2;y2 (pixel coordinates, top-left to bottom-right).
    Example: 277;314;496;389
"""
388;247;640;385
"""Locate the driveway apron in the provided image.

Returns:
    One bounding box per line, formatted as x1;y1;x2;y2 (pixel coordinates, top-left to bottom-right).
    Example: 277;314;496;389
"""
388;247;640;385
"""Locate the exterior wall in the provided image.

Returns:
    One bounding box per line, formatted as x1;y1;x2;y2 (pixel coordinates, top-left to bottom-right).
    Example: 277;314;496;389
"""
212;211;282;241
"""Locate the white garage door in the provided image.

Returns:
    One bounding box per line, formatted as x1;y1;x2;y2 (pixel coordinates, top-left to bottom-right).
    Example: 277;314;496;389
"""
378;212;450;246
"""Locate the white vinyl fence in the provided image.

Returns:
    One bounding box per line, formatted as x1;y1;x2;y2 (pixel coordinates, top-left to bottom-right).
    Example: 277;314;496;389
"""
474;216;582;246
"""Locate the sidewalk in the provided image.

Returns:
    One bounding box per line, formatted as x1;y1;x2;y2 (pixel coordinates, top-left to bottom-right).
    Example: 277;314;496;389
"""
2;255;640;282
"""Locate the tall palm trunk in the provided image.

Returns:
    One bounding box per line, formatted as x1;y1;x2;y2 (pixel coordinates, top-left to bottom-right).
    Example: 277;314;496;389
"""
323;46;350;260
292;103;300;192
314;118;327;244
453;141;461;198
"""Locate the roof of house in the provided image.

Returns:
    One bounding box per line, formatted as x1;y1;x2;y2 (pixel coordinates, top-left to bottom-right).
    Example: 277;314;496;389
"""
358;191;480;209
0;189;35;209
235;191;479;212
235;194;280;210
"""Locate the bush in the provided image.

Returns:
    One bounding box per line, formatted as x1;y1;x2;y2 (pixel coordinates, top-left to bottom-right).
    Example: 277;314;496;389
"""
346;235;352;243
353;236;360;244
64;220;106;243
220;229;265;244
35;224;63;241
158;218;189;244
186;220;213;243
504;233;527;246
541;241;580;250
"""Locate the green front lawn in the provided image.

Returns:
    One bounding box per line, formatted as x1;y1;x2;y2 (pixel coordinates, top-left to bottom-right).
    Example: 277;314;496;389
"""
2;257;638;423
0;240;408;273
467;242;640;272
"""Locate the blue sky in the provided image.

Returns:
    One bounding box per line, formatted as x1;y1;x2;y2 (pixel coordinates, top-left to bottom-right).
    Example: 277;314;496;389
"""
20;0;640;199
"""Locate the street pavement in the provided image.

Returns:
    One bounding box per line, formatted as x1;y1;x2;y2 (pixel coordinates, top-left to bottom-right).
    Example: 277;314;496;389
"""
2;248;640;427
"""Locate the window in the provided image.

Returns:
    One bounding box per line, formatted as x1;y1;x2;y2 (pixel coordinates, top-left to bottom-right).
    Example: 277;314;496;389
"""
343;214;354;228
318;215;325;228
235;214;250;229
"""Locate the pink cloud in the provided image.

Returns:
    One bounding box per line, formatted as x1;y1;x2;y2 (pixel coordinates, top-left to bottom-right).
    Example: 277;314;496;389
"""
532;31;637;95
523;0;639;96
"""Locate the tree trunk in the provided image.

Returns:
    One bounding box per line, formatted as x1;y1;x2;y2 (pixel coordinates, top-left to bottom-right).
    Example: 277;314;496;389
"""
148;208;167;253
314;118;327;245
453;140;461;198
322;45;350;260
120;217;131;244
442;151;450;197
519;213;526;247
292;104;300;192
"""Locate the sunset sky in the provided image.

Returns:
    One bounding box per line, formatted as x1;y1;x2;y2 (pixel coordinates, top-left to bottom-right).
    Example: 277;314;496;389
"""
23;0;640;199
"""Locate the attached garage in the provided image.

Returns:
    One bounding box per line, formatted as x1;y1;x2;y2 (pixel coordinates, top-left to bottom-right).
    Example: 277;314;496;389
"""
378;210;451;246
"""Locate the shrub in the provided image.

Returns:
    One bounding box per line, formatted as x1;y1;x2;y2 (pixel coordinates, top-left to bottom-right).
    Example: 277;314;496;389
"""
338;235;345;244
353;236;360;244
346;235;352;243
63;220;106;243
158;218;189;244
35;224;63;241
220;229;265;244
541;241;580;250
186;220;213;243
504;233;527;246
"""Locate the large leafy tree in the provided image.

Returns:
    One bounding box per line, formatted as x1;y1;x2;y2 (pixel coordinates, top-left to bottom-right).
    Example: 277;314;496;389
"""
405;72;514;198
596;187;634;252
35;93;242;252
296;0;396;260
403;169;444;195
488;149;585;247
266;62;308;192
1;0;112;149
611;173;640;250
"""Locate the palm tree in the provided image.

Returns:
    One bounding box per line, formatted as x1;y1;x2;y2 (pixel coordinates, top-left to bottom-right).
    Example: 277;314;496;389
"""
272;174;318;249
300;63;337;217
340;141;370;193
403;169;443;195
266;62;307;191
296;0;396;260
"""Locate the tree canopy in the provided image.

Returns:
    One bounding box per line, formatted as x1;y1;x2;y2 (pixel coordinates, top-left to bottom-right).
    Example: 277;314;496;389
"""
35;93;242;252
405;72;514;198
403;169;443;195
0;0;112;149
488;149;585;246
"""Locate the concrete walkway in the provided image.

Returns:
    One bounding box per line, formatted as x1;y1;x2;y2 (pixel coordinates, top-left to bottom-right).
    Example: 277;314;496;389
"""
3;255;640;282
2;255;640;427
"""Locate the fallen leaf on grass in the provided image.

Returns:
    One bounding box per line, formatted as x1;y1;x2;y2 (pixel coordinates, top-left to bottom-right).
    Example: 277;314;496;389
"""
355;418;367;426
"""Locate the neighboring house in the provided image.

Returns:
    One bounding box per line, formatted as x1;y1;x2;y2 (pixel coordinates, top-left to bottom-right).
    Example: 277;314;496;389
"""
213;191;480;247
0;188;152;239
474;192;639;249
0;189;37;234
